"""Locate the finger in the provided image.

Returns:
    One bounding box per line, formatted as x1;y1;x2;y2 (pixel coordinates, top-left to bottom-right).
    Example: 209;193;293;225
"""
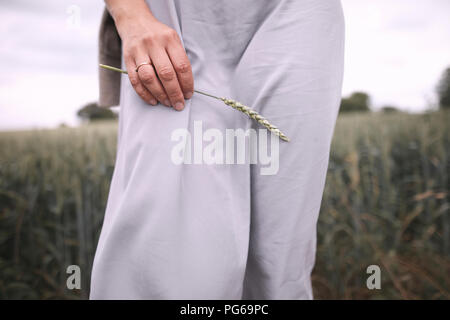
166;42;194;100
124;54;157;105
150;48;186;111
134;52;171;107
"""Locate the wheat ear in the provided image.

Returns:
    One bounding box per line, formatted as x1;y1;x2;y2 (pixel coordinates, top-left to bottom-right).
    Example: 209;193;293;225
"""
99;64;290;142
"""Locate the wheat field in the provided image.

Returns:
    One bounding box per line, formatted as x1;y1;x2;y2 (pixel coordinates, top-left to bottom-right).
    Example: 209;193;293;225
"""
0;111;449;299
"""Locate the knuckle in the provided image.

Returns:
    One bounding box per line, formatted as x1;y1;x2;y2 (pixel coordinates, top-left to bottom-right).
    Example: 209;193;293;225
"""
158;66;175;81
136;88;151;102
139;70;154;84
167;90;182;99
174;61;191;74
163;28;178;40
156;93;167;101
142;94;152;103
129;76;140;87
123;51;133;62
126;41;139;54
142;33;156;45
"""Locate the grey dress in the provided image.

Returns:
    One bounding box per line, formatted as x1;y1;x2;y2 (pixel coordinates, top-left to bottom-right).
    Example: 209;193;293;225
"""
90;0;345;299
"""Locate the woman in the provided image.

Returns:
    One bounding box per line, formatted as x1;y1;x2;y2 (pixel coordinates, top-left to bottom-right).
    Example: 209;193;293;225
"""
90;0;345;299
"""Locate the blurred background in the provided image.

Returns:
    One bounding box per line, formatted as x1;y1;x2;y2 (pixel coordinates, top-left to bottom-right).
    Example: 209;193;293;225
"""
0;0;449;299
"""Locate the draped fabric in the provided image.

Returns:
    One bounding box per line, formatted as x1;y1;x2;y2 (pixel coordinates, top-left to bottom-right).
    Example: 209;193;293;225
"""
91;0;345;299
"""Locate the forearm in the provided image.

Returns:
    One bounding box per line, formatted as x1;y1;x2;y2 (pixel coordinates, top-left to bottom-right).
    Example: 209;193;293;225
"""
104;0;157;38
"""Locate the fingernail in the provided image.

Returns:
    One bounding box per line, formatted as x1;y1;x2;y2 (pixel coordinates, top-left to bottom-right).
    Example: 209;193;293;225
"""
164;99;171;107
150;99;157;105
174;102;184;111
185;91;193;99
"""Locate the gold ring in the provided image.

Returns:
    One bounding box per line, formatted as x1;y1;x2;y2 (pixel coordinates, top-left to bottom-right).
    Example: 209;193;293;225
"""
135;61;152;73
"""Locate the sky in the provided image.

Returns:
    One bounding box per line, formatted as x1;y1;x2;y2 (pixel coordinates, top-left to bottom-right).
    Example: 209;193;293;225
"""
0;0;449;130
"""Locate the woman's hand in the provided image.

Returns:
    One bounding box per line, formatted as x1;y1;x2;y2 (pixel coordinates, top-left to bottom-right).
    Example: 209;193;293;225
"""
106;0;194;111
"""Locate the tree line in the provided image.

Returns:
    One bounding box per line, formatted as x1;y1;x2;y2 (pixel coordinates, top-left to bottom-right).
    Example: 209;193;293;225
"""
339;66;450;113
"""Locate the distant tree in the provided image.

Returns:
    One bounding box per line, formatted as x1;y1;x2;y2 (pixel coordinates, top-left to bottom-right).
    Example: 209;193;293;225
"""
437;67;450;109
381;105;400;113
339;92;371;113
77;102;117;122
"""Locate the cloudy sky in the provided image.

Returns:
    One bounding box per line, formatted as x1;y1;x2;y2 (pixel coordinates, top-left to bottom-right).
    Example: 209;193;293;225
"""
0;0;449;130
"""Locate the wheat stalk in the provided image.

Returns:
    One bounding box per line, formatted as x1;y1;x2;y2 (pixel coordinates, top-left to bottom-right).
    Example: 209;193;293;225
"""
100;64;290;142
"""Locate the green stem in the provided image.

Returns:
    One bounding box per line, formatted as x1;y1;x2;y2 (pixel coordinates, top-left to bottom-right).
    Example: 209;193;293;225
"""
192;90;223;100
99;64;128;74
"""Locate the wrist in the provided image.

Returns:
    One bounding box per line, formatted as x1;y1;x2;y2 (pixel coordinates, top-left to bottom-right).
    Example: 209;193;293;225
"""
107;1;156;36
